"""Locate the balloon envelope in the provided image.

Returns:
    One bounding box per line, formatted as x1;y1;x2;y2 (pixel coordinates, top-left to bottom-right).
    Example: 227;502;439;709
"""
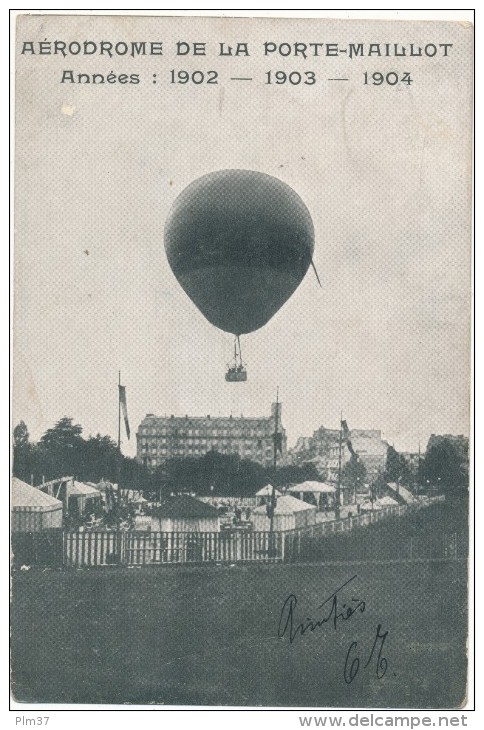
164;169;315;335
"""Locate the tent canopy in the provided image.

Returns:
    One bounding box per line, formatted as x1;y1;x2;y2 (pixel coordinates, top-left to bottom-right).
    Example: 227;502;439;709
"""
253;495;317;516
289;481;336;494
376;495;399;507
12;478;63;513
256;484;282;497
155;494;219;519
386;482;415;504
70;481;101;497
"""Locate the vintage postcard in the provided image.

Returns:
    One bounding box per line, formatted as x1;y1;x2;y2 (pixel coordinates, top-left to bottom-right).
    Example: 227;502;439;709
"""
11;12;472;710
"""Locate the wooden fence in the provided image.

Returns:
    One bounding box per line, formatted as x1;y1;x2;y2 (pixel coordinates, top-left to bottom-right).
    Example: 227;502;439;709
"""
284;527;464;564
63;530;284;567
13;497;452;569
283;499;445;540
284;504;408;539
284;499;462;564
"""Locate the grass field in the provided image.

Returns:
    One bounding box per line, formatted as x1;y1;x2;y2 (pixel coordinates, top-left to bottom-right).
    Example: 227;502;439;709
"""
12;557;467;707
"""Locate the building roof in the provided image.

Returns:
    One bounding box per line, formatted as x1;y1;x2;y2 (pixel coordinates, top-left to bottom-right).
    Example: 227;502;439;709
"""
138;411;284;434
155;494;220;519
256;484;282;497
253;495;317;516
289;481;336;493
12;478;63;513
140;414;273;425
350;433;389;456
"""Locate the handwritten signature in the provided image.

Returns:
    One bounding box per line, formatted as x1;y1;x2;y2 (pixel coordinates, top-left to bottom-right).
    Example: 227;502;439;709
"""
344;624;389;684
277;574;365;644
277;575;389;683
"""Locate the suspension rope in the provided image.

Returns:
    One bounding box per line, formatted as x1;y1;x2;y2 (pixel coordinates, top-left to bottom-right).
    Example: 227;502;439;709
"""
237;335;243;366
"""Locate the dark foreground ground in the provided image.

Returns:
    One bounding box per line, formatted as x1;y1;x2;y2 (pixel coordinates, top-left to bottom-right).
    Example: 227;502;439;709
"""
11;500;468;708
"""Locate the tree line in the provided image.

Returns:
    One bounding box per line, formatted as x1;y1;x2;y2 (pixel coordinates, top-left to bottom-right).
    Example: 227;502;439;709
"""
13;417;468;501
12;417;321;500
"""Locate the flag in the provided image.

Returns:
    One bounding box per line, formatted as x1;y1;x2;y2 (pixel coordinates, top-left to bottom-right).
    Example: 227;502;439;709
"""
119;384;130;440
341;419;357;458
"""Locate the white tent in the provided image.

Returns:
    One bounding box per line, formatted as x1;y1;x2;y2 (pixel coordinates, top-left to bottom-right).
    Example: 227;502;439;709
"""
256;484;282;497
289;481;336;493
288;481;336;509
386;482;416;504
376;495;399;507
12;478;63;532
255;484;282;505
68;481;101;515
151;494;221;533
252;495;317;532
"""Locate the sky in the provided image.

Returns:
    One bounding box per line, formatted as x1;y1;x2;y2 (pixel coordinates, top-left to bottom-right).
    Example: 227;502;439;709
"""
13;14;472;456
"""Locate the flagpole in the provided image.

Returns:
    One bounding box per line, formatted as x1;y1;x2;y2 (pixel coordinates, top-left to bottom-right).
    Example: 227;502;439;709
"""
269;387;279;538
336;411;342;520
417;440;421;496
118;370;121;451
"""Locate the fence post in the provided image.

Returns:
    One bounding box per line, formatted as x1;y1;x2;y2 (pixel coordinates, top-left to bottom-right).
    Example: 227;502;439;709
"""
116;531;127;564
235;532;240;562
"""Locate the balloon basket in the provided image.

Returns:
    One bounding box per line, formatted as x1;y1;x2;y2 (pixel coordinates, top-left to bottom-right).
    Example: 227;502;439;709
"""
225;368;247;382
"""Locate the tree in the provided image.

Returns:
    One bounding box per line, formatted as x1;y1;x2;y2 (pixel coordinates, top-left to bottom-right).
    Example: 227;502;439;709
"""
371;472;387;502
79;434;121;484
13;421;29;448
38;417;84;479
40;416;83;450
422;440;465;489
12;416;158;490
120;455;154;492
342;454;367;494
13;421;33;483
300;461;324;482
272;461;321;488
384;446;412;485
156;451;267;497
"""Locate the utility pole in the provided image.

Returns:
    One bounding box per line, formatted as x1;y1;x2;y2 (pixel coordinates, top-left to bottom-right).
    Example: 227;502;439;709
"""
336;411;342;520
117;370;121;451
269;387;280;547
416;440;421;496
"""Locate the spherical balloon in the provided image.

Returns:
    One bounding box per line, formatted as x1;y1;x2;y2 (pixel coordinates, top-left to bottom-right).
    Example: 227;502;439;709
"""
164;169;315;335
